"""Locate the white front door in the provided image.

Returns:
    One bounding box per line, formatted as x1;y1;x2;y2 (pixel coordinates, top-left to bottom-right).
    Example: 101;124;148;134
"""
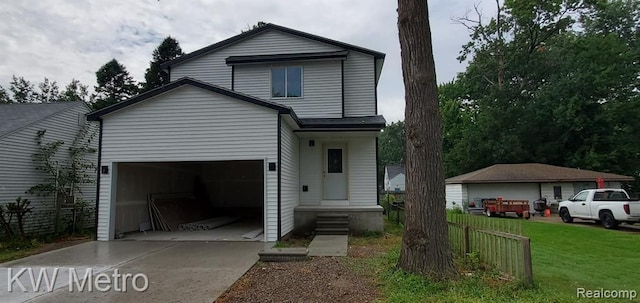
323;144;347;200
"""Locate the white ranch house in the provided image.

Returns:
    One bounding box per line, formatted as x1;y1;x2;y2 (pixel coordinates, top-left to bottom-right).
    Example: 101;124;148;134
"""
384;164;405;193
0;102;97;234
445;163;634;212
88;24;386;242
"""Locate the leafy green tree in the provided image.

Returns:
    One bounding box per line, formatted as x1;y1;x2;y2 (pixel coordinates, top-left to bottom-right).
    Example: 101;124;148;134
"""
36;78;60;103
143;37;184;91
241;21;267;33
444;0;639;184
0;86;11;103
60;79;90;102
9;76;37;103
93;59;139;110
378;121;406;188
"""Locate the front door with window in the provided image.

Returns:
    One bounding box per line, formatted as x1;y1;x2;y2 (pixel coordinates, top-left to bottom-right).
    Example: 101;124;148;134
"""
323;144;347;200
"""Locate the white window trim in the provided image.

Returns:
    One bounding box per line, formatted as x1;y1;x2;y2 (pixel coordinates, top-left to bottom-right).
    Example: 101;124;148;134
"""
270;66;304;99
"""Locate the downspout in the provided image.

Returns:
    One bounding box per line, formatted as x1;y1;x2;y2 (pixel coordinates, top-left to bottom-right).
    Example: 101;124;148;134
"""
376;136;380;205
277;114;282;241
94;118;103;240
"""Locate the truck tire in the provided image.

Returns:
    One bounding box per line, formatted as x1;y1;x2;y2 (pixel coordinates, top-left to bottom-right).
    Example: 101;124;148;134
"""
599;211;618;229
559;208;573;223
485;208;494;217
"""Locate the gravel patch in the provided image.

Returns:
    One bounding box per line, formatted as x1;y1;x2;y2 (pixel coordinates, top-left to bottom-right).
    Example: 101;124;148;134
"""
215;257;380;303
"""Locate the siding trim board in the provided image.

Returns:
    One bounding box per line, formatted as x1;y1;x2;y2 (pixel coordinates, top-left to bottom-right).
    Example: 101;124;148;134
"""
94;119;103;237
341;60;345;118
161;23;384;70
373;59;378;115
277;115;282;240
231;66;235;90
226;51;348;65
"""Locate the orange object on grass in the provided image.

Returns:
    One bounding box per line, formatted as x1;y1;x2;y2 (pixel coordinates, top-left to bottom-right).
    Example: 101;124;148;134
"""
544;209;551;217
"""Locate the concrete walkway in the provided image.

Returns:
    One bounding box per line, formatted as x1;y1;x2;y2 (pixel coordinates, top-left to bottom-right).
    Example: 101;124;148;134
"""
0;241;265;303
308;235;348;257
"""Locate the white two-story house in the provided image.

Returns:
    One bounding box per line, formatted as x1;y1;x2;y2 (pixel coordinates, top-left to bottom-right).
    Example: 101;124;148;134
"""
87;23;386;242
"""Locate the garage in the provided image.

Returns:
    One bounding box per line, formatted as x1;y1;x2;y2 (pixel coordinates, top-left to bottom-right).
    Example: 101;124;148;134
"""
112;160;265;241
87;80;287;242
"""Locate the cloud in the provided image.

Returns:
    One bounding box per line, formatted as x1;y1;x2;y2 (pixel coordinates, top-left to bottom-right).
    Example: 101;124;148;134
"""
0;0;496;123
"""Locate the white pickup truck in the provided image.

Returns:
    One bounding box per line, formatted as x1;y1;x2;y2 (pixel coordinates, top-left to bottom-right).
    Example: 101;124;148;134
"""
558;189;640;229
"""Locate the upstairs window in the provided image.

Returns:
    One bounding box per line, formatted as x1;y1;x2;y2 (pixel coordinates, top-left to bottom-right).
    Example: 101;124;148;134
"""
271;66;302;98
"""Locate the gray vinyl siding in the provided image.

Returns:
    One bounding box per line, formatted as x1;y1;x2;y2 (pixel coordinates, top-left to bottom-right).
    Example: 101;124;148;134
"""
171;29;379;118
280;119;299;237
97;85;279;241
347;137;377;206
171;30;341;87
235;61;342;118
0;103;97;236
298;135;377;206
343;52;376;117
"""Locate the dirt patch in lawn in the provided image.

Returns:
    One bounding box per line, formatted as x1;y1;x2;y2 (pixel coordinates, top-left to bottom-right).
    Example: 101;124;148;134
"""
216;256;380;303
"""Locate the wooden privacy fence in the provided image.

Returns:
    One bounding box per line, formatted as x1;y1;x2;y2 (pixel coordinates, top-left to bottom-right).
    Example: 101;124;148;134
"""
447;214;533;285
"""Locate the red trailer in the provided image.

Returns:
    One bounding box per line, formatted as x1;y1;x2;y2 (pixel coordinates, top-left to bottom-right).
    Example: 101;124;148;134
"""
483;197;530;218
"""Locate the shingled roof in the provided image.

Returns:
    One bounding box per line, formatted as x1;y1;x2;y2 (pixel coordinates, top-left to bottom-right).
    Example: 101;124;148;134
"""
386;164;405;180
446;163;634;184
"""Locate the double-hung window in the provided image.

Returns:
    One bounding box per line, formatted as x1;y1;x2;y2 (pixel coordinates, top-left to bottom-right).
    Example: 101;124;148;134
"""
271;66;302;98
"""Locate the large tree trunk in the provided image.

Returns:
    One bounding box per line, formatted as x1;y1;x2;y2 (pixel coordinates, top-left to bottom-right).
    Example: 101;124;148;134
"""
397;0;456;279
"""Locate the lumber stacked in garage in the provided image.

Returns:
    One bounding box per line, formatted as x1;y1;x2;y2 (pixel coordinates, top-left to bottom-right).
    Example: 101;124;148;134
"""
178;216;241;231
148;193;211;232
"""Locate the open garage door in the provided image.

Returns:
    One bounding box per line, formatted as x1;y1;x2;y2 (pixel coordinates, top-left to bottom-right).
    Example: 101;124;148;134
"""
113;160;265;241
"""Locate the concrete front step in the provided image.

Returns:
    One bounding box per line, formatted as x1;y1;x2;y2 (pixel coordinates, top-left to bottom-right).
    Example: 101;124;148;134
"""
316;220;349;228
315;227;349;235
316;214;349;220
258;247;309;262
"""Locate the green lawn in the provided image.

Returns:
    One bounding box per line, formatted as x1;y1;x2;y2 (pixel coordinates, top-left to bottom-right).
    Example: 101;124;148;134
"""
526;219;640;294
349;217;640;302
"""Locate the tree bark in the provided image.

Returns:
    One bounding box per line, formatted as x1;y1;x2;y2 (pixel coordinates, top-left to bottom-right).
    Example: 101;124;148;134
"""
397;0;456;279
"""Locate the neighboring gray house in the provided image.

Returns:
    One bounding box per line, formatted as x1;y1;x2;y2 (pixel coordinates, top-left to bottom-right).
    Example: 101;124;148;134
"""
445;163;634;211
87;24;386;242
0;102;97;234
384;164;405;192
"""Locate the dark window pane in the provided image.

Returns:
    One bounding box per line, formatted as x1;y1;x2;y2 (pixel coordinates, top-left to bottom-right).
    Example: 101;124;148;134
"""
553;186;562;200
287;66;302;97
327;149;342;173
271;68;285;97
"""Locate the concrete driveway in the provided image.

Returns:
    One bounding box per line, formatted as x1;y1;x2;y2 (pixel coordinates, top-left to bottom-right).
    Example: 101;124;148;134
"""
0;241;265;303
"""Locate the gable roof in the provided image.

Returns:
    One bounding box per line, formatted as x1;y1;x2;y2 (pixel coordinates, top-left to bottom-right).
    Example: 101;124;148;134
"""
161;23;385;69
87;77;294;121
87;77;385;131
446;163;635;184
0;102;84;139
386;164;405;180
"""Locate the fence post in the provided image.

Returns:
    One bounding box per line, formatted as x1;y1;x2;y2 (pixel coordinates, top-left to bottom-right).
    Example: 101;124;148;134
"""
463;225;470;254
521;237;533;286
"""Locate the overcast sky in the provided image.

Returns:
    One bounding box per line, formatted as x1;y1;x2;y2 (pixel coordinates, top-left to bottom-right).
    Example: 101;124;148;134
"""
0;0;496;122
